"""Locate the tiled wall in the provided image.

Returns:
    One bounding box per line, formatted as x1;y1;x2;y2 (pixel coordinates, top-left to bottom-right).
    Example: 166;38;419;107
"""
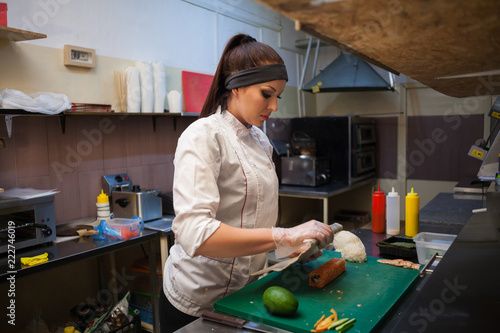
0;114;195;224
407;115;483;181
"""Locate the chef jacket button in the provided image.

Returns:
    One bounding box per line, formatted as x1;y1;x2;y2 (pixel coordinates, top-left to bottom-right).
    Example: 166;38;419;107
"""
259;196;264;202
267;163;272;169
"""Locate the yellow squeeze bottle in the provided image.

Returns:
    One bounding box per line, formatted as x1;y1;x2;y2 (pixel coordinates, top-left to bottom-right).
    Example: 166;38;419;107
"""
405;187;419;237
96;190;110;221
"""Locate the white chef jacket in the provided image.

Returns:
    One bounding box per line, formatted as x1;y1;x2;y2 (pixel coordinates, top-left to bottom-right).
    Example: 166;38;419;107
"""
163;107;279;317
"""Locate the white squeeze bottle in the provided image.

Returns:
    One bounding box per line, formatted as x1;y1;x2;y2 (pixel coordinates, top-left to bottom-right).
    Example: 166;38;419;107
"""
386;187;400;235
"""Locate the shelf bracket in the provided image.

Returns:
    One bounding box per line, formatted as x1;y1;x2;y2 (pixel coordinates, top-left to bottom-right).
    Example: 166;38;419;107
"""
59;113;66;134
152;116;157;132
5;115;14;138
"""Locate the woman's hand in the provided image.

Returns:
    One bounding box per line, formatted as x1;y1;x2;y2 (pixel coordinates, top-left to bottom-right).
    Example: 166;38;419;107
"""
288;243;324;263
272;220;334;252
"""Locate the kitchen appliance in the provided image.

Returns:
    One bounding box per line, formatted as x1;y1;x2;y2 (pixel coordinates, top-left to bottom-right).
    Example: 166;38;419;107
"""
0;195;56;253
290;131;316;156
302;51;394;93
351;146;376;177
102;173;133;193
281;156;330;187
350;117;377;183
102;174;162;222
285;116;376;185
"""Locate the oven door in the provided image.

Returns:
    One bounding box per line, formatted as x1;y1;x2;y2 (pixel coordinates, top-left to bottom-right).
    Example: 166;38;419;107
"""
352;124;376;147
352;149;376;176
0;202;55;253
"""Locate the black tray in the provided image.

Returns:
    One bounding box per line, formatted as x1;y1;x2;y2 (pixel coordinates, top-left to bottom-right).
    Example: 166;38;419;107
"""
376;236;416;259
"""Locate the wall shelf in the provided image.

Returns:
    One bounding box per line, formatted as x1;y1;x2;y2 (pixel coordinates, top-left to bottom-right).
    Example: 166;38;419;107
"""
0;26;47;42
0;109;199;137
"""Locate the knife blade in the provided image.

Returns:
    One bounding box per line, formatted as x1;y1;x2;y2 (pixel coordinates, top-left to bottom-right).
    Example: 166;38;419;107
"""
201;311;292;333
251;222;343;276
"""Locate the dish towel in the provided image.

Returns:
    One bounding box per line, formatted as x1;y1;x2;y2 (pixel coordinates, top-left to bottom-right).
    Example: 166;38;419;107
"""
126;66;141;113
20;252;49;266
135;61;154;113
153;62;166;113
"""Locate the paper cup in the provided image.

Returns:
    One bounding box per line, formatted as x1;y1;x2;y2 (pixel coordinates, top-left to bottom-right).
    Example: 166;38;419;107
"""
167;90;182;113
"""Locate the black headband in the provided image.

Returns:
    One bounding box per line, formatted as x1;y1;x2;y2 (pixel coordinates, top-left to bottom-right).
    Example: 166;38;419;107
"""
224;64;288;90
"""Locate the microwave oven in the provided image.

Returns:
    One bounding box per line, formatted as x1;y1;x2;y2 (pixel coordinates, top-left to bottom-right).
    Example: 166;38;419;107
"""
281;156;331;187
0;195;56;253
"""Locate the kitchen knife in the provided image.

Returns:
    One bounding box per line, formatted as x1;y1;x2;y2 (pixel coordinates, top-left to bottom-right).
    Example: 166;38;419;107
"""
201;311;292;333
251;223;343;276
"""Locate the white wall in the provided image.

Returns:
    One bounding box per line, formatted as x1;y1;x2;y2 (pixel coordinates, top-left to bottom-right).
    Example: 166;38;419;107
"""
4;0;305;85
2;0;312;117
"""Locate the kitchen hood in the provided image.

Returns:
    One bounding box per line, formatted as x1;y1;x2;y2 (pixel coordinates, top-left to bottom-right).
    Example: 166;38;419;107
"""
302;52;394;93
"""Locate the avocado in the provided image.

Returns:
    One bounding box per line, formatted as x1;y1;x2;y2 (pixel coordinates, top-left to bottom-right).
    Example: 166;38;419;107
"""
262;286;299;316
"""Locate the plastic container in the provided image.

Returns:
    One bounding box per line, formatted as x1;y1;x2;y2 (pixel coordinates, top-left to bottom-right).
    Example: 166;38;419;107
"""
413;232;457;264
97;189;111;221
107;217;144;240
405;187;419;237
376;236;416;259
372;185;386;233
386;187;400;235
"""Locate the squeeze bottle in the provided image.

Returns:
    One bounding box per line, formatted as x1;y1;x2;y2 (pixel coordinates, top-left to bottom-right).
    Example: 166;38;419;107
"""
372;185;386;233
96;190;110;221
386;187;400;235
405;187;419;237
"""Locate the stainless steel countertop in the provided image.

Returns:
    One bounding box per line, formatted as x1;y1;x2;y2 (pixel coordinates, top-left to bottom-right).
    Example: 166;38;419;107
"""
143;215;174;234
279;178;374;198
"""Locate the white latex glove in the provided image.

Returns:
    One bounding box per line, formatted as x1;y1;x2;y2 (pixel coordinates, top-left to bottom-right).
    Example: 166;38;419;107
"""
272;220;334;258
289;244;324;263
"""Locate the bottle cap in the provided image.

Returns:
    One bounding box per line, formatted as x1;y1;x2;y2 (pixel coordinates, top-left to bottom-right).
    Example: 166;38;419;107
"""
388;187;399;197
97;189;109;203
374;185;384;195
407;187;418;196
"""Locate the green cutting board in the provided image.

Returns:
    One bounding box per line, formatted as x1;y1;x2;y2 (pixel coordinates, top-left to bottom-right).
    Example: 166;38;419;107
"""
214;251;419;333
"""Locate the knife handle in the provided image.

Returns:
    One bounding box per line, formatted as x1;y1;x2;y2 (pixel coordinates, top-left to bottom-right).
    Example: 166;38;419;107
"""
201;311;246;328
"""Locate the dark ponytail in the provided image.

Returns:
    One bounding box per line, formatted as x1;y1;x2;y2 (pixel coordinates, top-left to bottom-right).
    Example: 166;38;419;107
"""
199;34;284;118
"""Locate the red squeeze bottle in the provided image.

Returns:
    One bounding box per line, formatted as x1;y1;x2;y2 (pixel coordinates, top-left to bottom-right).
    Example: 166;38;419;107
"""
372;185;386;233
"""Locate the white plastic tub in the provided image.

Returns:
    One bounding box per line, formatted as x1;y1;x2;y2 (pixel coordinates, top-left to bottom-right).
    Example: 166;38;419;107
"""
413;232;457;264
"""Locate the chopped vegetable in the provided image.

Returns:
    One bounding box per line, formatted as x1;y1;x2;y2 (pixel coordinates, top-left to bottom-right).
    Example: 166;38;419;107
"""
328;317;349;330
330;308;338;322
314;314;325;329
311;309;338;332
336;318;356;333
311;309;356;333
